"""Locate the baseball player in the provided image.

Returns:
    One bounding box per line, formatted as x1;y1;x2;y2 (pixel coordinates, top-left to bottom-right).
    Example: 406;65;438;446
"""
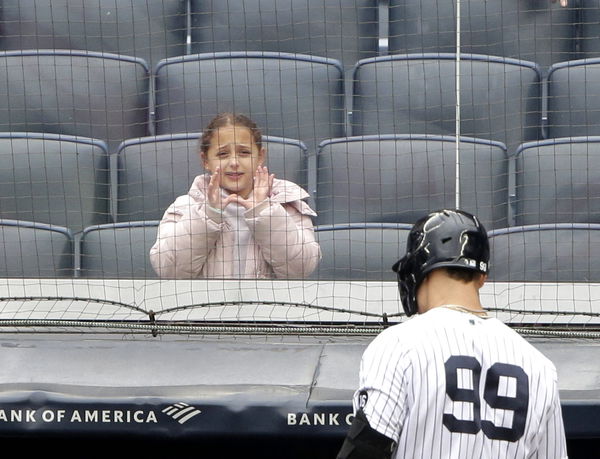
337;209;567;458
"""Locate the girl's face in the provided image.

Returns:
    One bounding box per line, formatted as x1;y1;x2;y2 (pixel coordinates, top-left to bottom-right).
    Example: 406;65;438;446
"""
202;124;265;198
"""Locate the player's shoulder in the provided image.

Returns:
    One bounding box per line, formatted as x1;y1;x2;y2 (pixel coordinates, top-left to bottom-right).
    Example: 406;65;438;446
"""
366;311;436;350
361;309;469;369
484;318;559;369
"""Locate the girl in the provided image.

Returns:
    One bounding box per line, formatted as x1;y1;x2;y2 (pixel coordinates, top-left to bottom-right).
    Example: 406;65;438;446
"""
150;113;321;278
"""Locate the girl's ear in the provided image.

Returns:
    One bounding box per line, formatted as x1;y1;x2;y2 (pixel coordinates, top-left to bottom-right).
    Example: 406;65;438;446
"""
258;147;266;166
200;151;209;169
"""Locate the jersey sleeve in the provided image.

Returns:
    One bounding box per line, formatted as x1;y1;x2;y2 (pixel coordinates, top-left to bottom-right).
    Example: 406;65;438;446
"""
531;374;568;459
353;332;410;444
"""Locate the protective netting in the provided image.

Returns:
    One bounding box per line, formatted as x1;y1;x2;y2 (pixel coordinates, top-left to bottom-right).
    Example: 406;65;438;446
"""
0;0;599;335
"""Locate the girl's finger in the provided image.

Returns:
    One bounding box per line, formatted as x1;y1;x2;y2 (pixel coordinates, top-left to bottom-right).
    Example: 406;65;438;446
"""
209;167;220;187
228;194;253;210
255;168;267;185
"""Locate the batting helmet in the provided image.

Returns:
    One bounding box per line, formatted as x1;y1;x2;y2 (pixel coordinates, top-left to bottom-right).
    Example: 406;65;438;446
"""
392;209;489;317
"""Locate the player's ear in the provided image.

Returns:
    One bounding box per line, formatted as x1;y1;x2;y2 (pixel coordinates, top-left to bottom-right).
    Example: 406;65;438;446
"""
477;273;487;288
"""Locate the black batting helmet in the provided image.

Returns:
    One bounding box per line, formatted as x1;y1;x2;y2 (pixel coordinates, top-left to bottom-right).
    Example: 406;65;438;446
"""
392;209;489;317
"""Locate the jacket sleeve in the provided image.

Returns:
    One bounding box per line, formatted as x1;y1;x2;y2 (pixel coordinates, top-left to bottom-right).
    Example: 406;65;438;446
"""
149;195;224;278
244;199;321;278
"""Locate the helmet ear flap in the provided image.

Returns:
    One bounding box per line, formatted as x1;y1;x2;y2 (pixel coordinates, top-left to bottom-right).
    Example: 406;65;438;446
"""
394;254;419;317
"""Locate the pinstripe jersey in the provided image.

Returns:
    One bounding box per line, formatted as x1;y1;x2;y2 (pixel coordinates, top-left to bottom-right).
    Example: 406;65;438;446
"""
354;307;567;458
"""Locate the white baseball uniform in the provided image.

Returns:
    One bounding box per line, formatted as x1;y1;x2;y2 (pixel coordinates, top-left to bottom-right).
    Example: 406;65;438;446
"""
354;306;567;458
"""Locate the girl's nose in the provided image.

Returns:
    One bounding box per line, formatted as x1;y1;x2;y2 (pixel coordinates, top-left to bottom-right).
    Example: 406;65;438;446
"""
228;153;240;168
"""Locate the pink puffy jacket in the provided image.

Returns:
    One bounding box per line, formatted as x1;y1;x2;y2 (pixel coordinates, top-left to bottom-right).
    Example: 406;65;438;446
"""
149;175;321;279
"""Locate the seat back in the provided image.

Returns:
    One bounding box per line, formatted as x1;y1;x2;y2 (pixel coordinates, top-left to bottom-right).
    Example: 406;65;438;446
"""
190;0;379;71
0;0;187;69
0;50;150;152
515;138;600;226
0;219;73;277
579;0;600;59
388;0;575;69
312;223;412;281
488;224;600;282
351;54;542;156
547;59;600;139
316;135;508;230
79;221;159;278
0;133;110;231
154;52;345;153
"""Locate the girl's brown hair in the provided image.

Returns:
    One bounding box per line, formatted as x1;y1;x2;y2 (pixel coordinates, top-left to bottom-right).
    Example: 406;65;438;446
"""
200;113;263;154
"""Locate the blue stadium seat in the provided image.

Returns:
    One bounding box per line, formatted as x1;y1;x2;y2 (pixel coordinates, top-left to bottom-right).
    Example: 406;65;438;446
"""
190;0;380;71
488;223;600;282
116;134;309;222
546;59;600;139
0;132;110;232
312;222;412;281
153;52;345;153
351;54;542;156
316;135;508;230
0;50;150;152
0;0;187;69
78;221;159;278
388;0;576;69
514;138;600;226
0;219;74;277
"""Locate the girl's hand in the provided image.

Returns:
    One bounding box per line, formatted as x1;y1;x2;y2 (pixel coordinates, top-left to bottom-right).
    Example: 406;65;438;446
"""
207;167;238;210
234;166;275;210
252;166;275;204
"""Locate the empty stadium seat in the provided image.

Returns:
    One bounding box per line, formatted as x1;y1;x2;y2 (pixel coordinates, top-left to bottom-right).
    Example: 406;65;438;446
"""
312;222;412;281
579;0;600;59
0;219;74;277
0;0;187;69
0;133;110;231
116;134;199;223
488;224;600;282
0;50;150;152
190;0;380;71
316;135;508;230
116;133;309;222
351;54;542;156
514;138;600;226
546;59;600;139
78;221;159;278
388;0;575;69
153;52;345;152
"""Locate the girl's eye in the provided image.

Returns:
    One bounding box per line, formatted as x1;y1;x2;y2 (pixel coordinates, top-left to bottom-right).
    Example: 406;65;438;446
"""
217;151;228;158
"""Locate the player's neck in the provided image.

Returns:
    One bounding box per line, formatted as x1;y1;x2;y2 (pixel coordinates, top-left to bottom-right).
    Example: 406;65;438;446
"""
417;271;485;315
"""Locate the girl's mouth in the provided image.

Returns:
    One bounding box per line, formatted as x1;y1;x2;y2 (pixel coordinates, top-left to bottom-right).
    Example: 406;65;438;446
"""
225;172;243;178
